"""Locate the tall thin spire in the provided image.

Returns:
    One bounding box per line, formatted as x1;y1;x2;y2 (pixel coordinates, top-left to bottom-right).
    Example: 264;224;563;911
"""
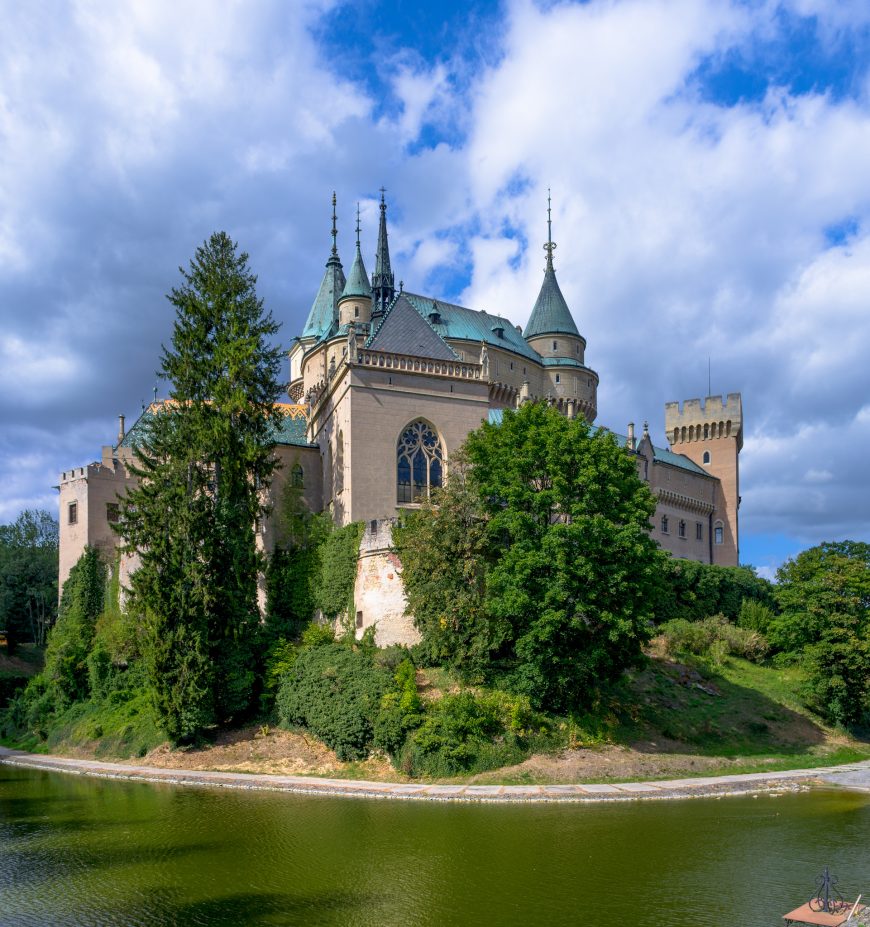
371;187;395;315
341;201;371;301
331;191;338;258
544;187;556;271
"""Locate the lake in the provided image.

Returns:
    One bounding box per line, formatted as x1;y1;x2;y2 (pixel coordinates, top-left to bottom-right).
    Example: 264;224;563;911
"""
1;764;868;926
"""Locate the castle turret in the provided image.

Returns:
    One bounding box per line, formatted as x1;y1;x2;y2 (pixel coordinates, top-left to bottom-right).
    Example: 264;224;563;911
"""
371;188;395;317
665;393;743;566
301;192;346;340
523;192;597;422
339;204;372;328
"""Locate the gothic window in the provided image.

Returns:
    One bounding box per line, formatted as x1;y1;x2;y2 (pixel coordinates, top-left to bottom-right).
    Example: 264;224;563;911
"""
291;464;304;489
678;519;686;538
661;515;669;534
714;521;724;545
703;450;711;464
397;420;444;504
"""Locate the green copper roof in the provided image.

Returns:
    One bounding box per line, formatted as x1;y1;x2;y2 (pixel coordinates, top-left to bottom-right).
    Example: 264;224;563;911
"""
403;293;542;363
119;403;315;450
524;192;580;339
341;242;371;300
302;254;345;339
302;194;346;339
524;265;579;338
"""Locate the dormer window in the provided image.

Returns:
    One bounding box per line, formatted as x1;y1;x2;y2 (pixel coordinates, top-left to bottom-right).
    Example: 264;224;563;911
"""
491;325;504;339
428;311;441;325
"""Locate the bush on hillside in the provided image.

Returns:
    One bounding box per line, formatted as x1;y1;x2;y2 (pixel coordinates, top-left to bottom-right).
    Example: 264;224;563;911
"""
276;642;390;760
656;615;768;664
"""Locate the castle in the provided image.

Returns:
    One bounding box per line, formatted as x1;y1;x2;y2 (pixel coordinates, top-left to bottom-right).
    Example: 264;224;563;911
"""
58;192;743;645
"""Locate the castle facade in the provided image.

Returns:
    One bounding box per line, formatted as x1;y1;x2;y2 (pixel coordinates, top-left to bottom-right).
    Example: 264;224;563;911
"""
58;193;743;645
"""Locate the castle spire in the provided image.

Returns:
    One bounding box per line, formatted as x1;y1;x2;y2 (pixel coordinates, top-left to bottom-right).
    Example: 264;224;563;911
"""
340;202;372;301
371;187;395;315
523;189;580;339
301;191;346;339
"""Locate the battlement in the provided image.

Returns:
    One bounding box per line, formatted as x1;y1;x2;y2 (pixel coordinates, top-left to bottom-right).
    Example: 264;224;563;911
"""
665;393;743;450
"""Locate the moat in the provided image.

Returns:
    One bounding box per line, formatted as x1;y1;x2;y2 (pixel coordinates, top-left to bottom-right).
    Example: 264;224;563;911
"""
2;765;868;926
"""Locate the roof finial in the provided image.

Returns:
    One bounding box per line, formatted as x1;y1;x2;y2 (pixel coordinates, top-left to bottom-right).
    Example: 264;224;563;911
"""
544;187;556;271
355;202;361;247
379;186;386;204
331;191;338;257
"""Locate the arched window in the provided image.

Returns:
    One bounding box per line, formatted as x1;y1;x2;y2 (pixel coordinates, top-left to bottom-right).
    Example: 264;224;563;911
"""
291;464;304;488
702;450;711;465
397;420;444;504
714;521;724;545
661;515;669;534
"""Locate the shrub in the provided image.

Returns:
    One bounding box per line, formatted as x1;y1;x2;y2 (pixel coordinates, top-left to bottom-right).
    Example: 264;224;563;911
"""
658;559;776;624
276;643;389;760
399;689;549;778
657;614;768;663
373;658;423;756
738;599;776;636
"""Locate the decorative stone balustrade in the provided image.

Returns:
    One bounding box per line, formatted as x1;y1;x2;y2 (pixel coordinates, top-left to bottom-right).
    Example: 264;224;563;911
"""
355;349;482;380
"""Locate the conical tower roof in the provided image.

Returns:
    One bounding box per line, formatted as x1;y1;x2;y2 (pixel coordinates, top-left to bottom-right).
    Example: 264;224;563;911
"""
523;192;580;339
340;205;372;300
302;193;346;339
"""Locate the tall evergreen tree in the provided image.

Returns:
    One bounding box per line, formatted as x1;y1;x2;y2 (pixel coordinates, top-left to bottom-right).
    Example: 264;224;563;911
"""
119;232;283;741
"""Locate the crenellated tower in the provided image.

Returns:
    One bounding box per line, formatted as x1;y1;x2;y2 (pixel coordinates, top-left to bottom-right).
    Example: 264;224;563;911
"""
665;393;743;565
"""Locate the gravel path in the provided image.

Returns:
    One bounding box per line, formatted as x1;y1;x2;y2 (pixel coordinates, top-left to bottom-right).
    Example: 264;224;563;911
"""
3;747;870;803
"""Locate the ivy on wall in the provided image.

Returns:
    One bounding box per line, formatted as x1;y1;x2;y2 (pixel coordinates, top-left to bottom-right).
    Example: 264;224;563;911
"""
314;522;363;624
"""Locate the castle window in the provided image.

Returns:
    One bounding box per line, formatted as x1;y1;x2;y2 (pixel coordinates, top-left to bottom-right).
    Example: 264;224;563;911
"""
661;515;669;534
510;362;513;370
68;502;78;525
106;502;119;524
397;420;444;504
703;451;711;464
714;521;724;545
356;611;363;629
555;374;560;384
552;341;558;351
354;306;359;318
678;520;686;538
696;522;703;541
291;464;304;489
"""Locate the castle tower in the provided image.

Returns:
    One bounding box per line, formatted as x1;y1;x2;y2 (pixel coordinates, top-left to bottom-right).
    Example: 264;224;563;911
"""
665;393;743;566
338;204;372;328
523;191;597;421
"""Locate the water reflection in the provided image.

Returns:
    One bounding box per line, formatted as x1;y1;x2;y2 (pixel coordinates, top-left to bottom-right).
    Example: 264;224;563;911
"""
1;765;868;927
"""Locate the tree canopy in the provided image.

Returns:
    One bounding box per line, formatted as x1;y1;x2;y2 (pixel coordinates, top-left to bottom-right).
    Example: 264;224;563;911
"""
0;509;59;652
773;541;869;727
395;403;664;713
119;231;283;741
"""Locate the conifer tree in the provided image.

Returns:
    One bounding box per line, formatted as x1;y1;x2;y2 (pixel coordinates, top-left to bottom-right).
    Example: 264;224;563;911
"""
119;232;282;741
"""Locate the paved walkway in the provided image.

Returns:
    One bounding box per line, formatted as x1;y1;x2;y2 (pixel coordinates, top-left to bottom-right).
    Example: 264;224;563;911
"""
2;747;870;803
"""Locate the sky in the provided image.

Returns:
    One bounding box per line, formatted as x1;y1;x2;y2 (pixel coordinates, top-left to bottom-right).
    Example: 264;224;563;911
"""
2;0;870;579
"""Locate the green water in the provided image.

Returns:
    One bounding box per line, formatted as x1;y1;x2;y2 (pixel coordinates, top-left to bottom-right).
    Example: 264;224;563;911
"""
1;765;868;926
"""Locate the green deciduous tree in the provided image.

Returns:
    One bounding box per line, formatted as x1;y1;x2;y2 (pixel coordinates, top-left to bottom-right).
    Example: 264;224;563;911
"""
774;541;870;727
0;509;59;652
396;403;665;713
119;231;283;742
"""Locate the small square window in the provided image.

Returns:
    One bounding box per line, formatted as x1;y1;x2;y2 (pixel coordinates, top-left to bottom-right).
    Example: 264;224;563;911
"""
106;502;119;523
68;502;78;525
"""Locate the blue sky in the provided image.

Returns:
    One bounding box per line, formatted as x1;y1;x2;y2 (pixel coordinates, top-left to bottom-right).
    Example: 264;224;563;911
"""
2;0;870;579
